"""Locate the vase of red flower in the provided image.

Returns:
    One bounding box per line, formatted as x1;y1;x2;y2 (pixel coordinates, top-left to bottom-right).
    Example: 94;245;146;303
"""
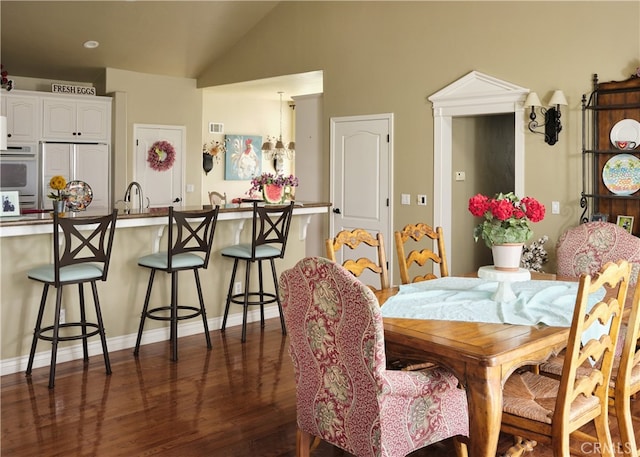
468;192;546;271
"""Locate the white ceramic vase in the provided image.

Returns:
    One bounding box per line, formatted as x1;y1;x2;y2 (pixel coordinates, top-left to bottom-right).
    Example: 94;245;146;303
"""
491;243;523;271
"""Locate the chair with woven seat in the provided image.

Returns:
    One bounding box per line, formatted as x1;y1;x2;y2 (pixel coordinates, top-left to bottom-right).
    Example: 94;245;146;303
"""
220;201;294;342
557;221;640;285
134;206;219;361
26;210;118;388
499;260;631;457
395;222;448;284
325;228;389;292
279;256;469;457
538;270;640;456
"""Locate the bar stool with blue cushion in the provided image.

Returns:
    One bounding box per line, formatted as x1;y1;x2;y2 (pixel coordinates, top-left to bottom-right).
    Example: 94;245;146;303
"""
220;201;294;342
134;206;219;361
26;209;118;389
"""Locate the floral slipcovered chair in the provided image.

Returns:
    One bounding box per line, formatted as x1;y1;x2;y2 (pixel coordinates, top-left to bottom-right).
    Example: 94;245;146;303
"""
279;256;469;457
556;221;640;285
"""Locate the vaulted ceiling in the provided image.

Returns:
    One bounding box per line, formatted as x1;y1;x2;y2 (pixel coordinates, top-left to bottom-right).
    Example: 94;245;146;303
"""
0;1;322;99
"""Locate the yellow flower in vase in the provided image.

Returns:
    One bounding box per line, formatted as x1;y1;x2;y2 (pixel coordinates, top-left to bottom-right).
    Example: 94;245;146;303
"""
48;175;68;201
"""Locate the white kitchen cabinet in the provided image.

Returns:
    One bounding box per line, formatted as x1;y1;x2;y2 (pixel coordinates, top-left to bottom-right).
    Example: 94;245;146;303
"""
42;97;111;142
1;92;40;144
41;142;110;209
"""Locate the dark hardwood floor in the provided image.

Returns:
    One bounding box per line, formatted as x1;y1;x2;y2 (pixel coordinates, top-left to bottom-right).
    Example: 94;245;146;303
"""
2;319;637;456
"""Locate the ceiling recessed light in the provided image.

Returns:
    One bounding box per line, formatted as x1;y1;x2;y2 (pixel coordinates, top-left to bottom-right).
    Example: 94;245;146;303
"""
83;40;99;49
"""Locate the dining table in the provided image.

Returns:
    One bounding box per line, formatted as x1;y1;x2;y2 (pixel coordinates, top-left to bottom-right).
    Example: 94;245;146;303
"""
378;271;580;457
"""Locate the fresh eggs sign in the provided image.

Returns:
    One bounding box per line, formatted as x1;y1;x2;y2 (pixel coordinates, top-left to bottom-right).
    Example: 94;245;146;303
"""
51;84;96;96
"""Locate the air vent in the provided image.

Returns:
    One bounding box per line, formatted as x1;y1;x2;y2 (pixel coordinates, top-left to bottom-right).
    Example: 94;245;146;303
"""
209;123;224;134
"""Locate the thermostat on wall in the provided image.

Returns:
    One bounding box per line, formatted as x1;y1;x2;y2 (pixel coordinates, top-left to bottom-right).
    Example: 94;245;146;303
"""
209;122;224;134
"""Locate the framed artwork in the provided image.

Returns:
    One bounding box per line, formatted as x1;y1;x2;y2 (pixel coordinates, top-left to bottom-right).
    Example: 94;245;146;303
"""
0;191;20;216
590;213;608;222
617;215;634;234
225;134;262;181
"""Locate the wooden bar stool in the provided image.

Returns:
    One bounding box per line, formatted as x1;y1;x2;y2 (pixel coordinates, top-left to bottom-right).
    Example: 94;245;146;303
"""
220;201;294;342
134;206;219;361
26;210;118;388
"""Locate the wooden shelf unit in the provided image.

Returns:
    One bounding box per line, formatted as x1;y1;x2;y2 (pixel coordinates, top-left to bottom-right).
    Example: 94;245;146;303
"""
581;74;640;235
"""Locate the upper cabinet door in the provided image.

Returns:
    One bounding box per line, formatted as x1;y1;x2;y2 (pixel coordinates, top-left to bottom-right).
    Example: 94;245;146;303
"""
76;101;110;141
4;95;40;144
42;98;110;142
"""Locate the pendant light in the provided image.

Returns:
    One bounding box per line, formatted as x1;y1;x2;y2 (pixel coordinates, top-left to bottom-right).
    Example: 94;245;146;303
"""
262;91;295;160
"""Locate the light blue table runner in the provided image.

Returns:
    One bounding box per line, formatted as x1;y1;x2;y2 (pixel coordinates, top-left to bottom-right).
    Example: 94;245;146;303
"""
380;277;606;328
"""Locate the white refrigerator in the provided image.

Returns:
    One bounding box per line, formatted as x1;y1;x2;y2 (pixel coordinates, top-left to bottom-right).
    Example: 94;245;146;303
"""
40;142;110;210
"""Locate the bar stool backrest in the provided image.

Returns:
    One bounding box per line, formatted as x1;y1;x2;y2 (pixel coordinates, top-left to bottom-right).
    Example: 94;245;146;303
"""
167;206;219;270
53;209;118;285
251;201;295;259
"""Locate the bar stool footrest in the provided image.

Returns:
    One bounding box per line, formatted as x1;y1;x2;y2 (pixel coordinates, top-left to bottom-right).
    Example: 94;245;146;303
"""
229;292;277;307
144;305;204;322
36;322;101;342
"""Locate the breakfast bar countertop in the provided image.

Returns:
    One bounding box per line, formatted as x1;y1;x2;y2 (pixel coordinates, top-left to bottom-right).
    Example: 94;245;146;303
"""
0;201;332;237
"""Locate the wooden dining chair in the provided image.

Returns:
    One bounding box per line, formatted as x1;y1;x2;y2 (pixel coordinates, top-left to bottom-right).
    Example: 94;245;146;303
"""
395;222;448;285
325;228;389;292
539;270;640;457
208;191;227;206
498;260;631;457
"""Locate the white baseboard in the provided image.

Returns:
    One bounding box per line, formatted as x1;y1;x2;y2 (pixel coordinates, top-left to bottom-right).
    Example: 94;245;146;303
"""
0;306;281;376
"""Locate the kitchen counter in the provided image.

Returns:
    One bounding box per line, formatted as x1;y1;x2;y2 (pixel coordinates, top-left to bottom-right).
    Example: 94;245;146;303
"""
0;201;331;237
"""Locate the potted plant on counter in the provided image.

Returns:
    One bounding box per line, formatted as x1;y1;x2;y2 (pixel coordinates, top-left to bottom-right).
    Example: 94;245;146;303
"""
250;173;299;204
48;175;68;213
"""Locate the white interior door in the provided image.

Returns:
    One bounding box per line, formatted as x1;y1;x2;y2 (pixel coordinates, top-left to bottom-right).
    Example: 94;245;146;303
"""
134;124;184;208
330;114;393;284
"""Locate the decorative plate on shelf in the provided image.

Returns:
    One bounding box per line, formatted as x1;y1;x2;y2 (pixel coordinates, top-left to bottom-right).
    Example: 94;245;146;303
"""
610;119;640;150
65;180;93;211
602;154;640;196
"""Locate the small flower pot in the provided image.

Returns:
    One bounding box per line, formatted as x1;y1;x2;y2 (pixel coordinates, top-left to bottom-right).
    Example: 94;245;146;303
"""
263;184;285;204
491;243;523;271
52;200;65;213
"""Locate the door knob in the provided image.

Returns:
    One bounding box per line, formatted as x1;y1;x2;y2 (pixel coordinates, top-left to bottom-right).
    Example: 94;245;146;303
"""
173;197;181;203
333;208;341;214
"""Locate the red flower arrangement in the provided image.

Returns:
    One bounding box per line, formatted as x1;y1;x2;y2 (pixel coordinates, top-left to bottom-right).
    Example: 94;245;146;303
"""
147;140;176;172
468;192;545;247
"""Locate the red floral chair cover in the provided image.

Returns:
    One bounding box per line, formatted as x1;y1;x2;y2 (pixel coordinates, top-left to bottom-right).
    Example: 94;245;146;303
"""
279;256;468;457
556;222;640;285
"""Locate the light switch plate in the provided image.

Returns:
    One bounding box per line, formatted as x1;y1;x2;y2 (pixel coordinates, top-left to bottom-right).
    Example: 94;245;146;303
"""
401;194;411;205
417;195;427;206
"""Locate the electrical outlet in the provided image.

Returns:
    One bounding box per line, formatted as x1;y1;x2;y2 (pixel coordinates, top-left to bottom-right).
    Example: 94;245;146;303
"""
234;282;242;295
59;309;66;325
455;171;466;181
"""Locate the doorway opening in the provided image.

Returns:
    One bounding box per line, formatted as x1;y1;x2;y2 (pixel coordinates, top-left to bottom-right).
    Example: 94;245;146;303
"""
428;71;528;274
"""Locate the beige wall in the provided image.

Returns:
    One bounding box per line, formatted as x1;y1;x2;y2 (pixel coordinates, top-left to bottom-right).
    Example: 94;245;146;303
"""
104;68;203;206
199;1;640;272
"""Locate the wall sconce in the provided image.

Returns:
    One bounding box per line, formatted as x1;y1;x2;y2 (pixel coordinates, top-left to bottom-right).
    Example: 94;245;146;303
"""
524;90;568;146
